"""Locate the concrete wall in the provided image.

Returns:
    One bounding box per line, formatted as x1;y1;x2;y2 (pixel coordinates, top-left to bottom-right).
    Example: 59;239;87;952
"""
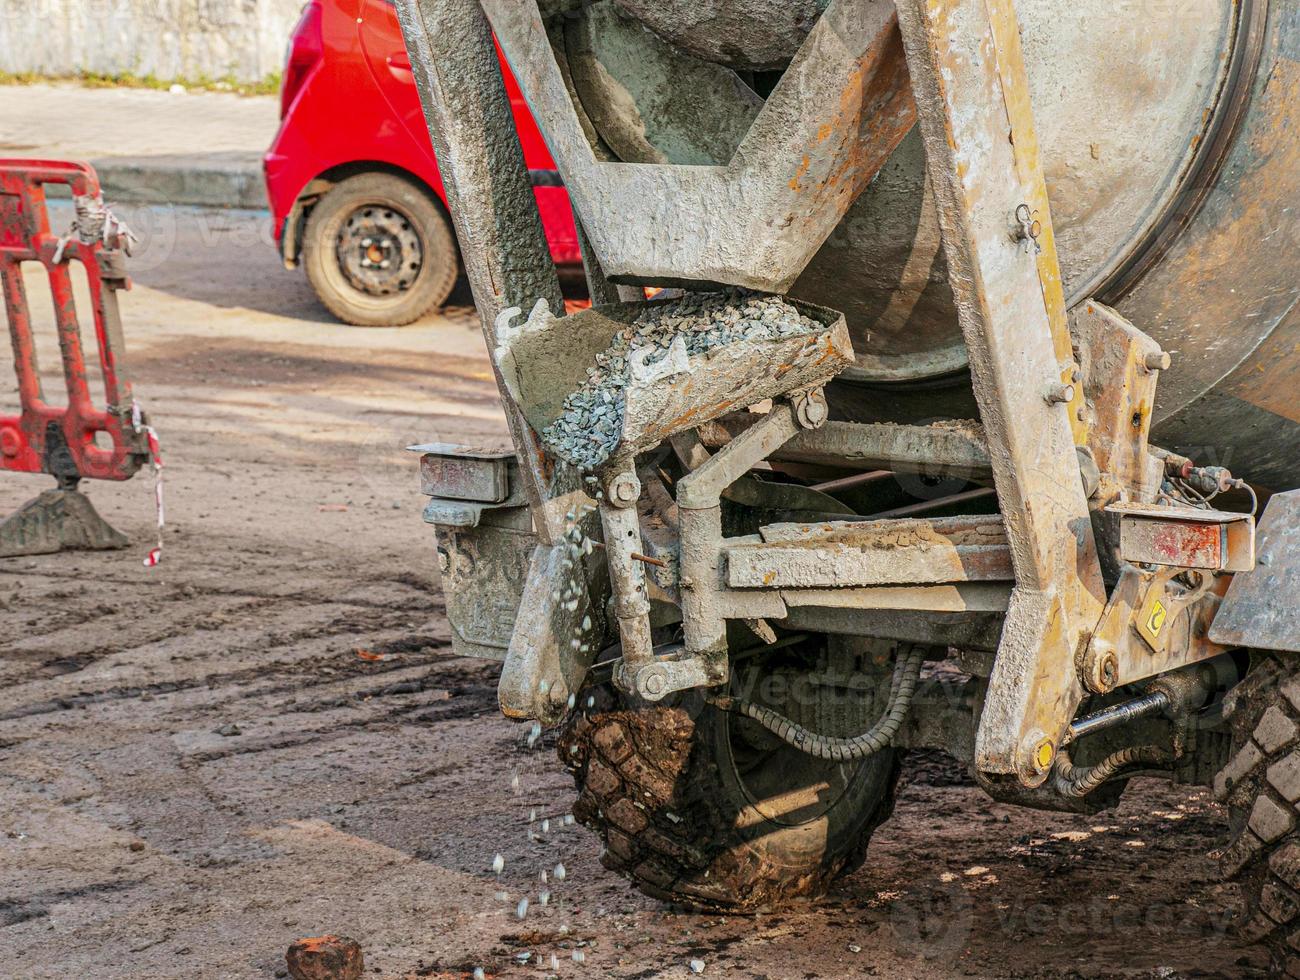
0;0;303;83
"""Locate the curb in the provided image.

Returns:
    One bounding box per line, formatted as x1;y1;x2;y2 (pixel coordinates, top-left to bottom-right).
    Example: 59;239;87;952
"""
89;154;267;210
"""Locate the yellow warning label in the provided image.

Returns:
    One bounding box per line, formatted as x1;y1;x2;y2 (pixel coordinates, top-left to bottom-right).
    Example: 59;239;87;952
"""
1146;600;1167;637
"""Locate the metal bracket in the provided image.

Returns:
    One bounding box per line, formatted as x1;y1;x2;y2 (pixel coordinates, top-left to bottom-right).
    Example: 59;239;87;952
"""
1209;489;1300;652
478;0;915;291
619;645;728;703
1109;502;1255;573
1082;565;1231;695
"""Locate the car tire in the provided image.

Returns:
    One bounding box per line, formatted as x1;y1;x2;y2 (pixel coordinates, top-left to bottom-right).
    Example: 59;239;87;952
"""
301;172;458;327
556;643;901;912
1217;655;1300;975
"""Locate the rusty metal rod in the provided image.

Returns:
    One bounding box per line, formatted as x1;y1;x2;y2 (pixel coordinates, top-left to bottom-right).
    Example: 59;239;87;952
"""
587;540;668;568
810;470;894;494
870;487;997;519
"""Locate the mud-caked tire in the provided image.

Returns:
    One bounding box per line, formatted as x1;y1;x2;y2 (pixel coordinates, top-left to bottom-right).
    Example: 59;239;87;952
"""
1217;655;1300;975
557;653;900;912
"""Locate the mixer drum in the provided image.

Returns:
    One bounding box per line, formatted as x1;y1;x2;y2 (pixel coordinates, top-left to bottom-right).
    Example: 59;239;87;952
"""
553;0;1300;489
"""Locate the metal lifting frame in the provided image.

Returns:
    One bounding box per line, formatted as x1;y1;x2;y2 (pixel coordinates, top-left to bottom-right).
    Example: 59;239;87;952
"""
400;0;1250;783
893;0;1107;784
395;0;600;723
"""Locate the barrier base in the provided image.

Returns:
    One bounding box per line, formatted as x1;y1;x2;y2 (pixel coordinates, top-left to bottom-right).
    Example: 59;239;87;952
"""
0;488;128;558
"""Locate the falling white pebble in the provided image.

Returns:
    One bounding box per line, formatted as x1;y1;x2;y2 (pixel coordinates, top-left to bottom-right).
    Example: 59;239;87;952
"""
554;863;567;880
541;870;549;884
542;819;550;833
530;722;542;739
567;693;577;709
511;773;521;793
550;954;559;970
494;890;509;902
586;696;596;709
529;808;537;823
564;814;575;826
540;890;551;905
690;960;706;974
492;854;505;874
848;944;862;953
474;969;486;980
538;679;551;695
582;615;592;631
570;745;580;756
572;950;585;963
516;898;529;919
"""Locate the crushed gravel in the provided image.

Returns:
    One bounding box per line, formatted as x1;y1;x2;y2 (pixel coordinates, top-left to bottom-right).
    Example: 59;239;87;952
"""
541;291;821;470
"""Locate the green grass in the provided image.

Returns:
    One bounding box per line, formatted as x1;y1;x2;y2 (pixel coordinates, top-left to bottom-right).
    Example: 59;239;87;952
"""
0;69;281;97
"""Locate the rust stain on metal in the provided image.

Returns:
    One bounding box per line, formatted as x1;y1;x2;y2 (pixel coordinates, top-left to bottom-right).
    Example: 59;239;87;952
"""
1149;521;1221;567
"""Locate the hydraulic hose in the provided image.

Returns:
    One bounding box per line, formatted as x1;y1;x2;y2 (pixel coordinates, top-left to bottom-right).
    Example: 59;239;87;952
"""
1052;745;1172;798
708;644;925;762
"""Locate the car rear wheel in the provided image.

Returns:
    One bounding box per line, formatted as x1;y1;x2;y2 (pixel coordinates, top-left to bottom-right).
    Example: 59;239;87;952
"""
301;172;458;326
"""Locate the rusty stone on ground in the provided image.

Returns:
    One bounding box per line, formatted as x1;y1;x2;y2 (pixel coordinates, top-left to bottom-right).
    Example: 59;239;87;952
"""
286;935;364;980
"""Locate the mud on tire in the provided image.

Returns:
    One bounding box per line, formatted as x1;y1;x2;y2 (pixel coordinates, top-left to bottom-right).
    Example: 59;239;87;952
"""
1217;655;1300;975
557;651;900;912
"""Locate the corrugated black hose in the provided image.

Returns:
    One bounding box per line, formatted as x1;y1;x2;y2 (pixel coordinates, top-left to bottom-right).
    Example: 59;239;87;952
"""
1052;744;1172;798
707;644;926;761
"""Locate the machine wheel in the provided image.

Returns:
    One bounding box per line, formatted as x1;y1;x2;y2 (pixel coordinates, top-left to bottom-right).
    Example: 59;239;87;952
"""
1217;654;1300;975
301;172;458;326
556;645;901;911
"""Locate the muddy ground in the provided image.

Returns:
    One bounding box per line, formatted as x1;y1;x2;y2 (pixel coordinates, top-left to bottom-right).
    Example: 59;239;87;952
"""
0;206;1272;979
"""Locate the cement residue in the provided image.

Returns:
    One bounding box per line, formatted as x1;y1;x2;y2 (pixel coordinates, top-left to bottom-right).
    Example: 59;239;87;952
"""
541;291;822;470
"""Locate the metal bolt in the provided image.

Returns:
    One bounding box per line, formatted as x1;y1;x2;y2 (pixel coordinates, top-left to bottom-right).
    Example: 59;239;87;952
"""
609;472;641;507
1034;738;1055;772
1082;642;1119;694
1013;203;1043;253
1019;729;1055;782
793;388;829;429
643;671;666;696
1045;382;1075;405
1144;351;1172;372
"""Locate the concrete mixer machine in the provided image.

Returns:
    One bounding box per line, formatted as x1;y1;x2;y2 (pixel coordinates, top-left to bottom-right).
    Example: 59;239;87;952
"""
398;0;1300;969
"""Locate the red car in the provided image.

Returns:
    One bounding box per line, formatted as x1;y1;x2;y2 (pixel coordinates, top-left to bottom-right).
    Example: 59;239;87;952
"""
264;0;580;326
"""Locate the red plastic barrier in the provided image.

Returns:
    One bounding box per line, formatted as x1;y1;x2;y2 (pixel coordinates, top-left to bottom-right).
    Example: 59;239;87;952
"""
0;159;148;485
